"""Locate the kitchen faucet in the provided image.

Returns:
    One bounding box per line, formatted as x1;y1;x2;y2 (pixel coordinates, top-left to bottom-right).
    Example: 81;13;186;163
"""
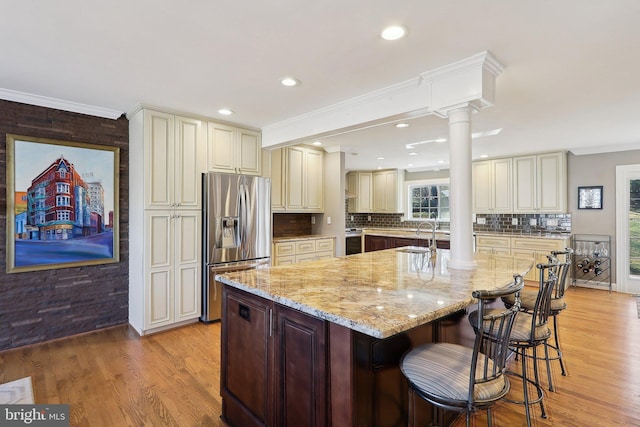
416;220;438;253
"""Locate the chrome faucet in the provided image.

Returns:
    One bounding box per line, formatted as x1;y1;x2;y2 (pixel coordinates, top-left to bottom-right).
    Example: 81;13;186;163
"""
416;220;438;253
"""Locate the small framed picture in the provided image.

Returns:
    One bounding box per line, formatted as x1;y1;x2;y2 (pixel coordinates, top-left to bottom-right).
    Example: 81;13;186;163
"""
578;186;603;210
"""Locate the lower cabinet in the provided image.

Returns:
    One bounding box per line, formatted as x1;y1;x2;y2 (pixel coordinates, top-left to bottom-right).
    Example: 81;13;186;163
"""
221;285;327;427
273;237;335;266
364;235;450;252
511;237;570;281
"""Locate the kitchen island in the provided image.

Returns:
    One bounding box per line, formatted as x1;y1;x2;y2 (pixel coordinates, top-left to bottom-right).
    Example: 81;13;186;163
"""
216;249;533;427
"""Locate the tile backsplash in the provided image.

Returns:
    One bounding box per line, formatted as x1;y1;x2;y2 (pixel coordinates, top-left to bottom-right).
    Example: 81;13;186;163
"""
346;212;571;234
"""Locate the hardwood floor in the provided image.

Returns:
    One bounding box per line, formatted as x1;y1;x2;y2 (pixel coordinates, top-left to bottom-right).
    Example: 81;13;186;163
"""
0;286;638;426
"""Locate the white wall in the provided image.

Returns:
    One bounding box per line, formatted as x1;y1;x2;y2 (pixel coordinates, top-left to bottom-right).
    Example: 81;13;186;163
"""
316;151;346;255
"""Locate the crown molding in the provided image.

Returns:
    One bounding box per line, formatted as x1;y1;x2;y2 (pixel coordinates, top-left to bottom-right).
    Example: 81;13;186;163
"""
0;88;123;119
570;142;640;156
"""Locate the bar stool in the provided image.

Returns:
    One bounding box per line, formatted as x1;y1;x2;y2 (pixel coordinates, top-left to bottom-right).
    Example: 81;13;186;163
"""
400;275;524;427
502;263;558;427
502;249;572;391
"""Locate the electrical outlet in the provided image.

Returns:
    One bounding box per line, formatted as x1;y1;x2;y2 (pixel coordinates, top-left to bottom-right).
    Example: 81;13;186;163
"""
367;215;372;222
547;219;558;227
529;218;537;226
477;217;486;225
327;216;332;225
311;216;316;225
512;218;518;226
350;215;354;221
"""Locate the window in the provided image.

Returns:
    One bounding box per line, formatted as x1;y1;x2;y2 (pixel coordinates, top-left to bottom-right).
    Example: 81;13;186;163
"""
57;210;71;221
56;183;70;194
56;195;71;207
407;180;450;221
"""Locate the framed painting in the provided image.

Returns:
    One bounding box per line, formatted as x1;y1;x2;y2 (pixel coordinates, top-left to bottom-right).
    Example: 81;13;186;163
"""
6;134;120;273
577;185;603;210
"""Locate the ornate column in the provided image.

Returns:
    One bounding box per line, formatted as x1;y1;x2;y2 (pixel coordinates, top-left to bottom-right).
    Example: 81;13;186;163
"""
447;106;476;270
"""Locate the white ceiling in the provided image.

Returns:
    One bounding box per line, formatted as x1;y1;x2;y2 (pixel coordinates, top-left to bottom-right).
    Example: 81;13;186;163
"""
2;1;639;172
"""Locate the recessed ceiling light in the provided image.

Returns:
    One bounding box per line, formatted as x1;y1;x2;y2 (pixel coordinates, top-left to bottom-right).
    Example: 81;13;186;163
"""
218;108;234;115
438;160;445;164
395;123;410;128
408;163;413;167
312;141;322;146
377;166;383;170
409;152;418;156
376;156;385;160
381;25;407;41
281;77;299;87
479;154;489;158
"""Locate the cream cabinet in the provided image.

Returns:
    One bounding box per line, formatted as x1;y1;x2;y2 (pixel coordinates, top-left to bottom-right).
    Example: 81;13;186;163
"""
129;108;206;335
270;146;324;212
372;169;404;213
143;111;206;210
475;235;512;255
472;158;513;213
144;210;201;329
273;237;335;266
513;152;567;213
347;171;373;213
511;236;570;281
207;122;262;176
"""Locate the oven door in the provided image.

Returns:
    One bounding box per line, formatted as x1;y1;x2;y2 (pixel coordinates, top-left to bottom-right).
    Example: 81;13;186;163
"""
346;234;363;255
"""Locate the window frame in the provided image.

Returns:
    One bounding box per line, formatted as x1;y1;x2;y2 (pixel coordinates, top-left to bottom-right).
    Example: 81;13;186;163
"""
405;178;450;222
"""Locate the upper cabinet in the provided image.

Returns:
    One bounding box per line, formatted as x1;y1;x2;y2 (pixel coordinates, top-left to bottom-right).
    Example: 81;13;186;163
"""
472;151;567;214
271;146;324;212
513;151;567;213
346;169;404;213
207;122;262;176
347;171;373;213
373;169;404;213
472;158;513;213
143;110;206;210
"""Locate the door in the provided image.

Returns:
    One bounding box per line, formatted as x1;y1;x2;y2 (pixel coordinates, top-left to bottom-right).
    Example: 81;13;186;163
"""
616;164;640;294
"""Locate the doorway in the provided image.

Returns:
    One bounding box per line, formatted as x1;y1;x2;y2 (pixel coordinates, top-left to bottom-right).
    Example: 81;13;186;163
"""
615;164;640;294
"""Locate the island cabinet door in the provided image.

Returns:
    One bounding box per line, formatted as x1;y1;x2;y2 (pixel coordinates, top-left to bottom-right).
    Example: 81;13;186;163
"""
221;286;275;427
273;304;327;427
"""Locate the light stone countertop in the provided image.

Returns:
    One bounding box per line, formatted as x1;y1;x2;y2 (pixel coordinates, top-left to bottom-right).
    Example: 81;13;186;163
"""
476;231;571;240
216;249;533;339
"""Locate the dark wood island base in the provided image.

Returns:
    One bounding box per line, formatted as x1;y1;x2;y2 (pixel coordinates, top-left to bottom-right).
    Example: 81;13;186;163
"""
221;284;473;427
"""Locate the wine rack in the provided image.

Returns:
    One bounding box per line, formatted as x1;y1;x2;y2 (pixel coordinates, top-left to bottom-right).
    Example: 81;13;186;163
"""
572;234;611;292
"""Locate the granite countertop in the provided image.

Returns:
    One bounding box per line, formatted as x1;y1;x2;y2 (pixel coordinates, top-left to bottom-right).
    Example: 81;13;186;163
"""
216;249;533;339
273;234;337;243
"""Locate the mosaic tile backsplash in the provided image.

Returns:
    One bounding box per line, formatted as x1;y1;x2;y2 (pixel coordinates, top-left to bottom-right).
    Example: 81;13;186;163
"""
346;212;571;234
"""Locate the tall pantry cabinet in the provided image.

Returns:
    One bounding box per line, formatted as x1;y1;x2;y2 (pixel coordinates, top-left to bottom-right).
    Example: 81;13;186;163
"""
129;109;206;335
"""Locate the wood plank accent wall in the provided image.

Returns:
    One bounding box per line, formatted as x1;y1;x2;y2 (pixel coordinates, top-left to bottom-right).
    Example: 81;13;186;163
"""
0;99;129;351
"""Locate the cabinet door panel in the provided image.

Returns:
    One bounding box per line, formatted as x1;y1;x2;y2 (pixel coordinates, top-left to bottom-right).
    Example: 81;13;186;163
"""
472;161;492;213
238;129;262;175
537;152;565;212
513;155;536;212
148;269;172;327
222;288;273;426
147;212;172;269
207;122;236;173
145;111;174;208
271;149;286;211
286;147;305;210
176;264;200;320
305;148;324;211
493;158;513;212
275;305;327;427
175;116;205;208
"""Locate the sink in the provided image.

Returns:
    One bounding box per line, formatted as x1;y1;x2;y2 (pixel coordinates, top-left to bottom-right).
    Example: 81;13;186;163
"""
396;246;431;254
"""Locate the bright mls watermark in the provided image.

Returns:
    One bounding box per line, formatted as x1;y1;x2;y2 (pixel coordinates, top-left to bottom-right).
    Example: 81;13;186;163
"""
1;405;69;426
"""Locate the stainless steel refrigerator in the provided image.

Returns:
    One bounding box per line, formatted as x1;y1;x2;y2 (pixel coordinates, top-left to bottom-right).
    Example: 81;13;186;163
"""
201;172;271;322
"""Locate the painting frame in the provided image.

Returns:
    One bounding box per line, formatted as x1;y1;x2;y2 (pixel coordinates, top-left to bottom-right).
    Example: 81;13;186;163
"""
577;185;603;210
6;134;120;273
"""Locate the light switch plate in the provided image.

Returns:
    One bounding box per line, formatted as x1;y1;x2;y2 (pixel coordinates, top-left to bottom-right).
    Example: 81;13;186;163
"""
529;218;537;226
477;217;486;225
512;218;518;226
